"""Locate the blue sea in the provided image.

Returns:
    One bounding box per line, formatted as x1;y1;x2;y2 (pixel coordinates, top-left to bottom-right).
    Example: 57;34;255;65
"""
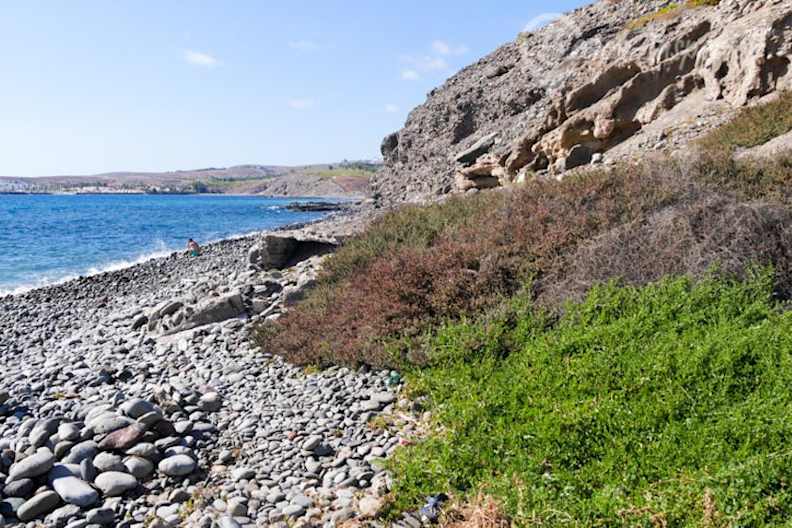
0;194;329;296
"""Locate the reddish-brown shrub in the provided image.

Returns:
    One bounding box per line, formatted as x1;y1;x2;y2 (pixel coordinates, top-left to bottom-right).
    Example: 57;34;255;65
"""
256;152;792;369
258;162;696;368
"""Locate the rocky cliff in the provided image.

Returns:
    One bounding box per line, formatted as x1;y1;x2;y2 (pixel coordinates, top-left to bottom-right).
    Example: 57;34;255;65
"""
374;0;792;203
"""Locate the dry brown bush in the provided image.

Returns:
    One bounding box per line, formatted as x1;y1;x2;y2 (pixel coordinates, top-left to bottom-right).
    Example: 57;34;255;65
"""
542;196;792;306
440;494;510;528
255;151;792;369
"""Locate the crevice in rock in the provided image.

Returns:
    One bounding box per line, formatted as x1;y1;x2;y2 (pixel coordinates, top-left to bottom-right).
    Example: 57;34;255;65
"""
565;62;641;113
451;103;478;144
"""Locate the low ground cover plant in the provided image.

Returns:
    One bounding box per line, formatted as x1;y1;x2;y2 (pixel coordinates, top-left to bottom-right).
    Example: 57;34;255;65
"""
253;85;792;524
626;0;721;31
388;274;792;526
698;91;792;154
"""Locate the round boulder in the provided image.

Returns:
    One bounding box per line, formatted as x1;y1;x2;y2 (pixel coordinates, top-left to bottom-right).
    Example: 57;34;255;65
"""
94;472;138;497
158;455;196;477
17;491;61;522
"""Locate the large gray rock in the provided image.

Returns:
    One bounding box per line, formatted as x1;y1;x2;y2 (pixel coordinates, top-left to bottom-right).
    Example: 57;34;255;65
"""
94;472;138;496
119;399;157;419
252;236;299;270
148;300;183;322
93;452;126;473
455;132;498;166
158;455;196;477
57;423;81;442
8;451;55;482
51;475;99;507
125;443;158;459
17;491;61;522
48;463;82;482
179;293;245;330
30;424;55;448
198;392;222;412
3;479;34;498
231;467;255;482
90;415;134;435
123;456;154;480
63;441;98;465
86;507;115;526
248;236;338;270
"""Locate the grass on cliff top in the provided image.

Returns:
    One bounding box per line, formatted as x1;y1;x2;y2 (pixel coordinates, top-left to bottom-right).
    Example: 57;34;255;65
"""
387;272;792;526
626;0;721;31
698;91;792;154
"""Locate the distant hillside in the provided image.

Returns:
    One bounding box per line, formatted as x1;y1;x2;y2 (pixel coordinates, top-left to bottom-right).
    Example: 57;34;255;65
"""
0;161;377;197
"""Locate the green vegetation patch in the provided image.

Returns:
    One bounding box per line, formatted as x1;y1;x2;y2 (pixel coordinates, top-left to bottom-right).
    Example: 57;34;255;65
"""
388;273;792;526
627;0;721;31
699;91;792;155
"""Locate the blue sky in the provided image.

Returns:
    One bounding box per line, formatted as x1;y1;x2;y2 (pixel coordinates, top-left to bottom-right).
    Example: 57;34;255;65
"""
0;1;585;177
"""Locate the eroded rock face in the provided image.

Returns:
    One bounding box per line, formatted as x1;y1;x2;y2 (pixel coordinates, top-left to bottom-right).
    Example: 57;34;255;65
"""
374;0;792;201
248;235;338;271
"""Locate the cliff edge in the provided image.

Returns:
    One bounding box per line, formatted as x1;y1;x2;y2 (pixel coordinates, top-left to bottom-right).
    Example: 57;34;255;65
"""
374;0;792;203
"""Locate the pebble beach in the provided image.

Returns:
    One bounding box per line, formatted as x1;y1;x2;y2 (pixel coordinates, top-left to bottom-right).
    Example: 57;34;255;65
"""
0;208;407;528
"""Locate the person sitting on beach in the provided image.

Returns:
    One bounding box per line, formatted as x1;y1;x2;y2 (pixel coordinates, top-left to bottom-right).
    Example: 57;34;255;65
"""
187;238;201;257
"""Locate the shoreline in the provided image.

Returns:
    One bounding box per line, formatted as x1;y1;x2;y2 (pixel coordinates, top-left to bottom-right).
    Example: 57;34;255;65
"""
0;191;368;199
0;196;366;300
0;214;327;301
0;201;395;527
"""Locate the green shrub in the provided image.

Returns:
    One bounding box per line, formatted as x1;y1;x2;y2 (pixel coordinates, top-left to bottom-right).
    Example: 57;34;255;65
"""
321;192;501;285
388;273;792;526
698;91;792;155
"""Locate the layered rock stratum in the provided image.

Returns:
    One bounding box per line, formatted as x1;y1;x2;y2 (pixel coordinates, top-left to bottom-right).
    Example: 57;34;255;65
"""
374;0;792;202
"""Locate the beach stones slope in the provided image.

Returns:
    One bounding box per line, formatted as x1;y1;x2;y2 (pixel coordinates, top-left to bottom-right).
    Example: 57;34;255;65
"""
0;214;401;527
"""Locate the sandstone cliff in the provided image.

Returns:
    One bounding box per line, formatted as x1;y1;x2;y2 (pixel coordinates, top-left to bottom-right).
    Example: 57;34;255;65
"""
374;0;792;203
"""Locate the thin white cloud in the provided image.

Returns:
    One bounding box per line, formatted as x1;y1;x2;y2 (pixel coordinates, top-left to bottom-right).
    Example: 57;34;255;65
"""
431;40;468;56
385;104;400;113
184;50;219;67
422;56;449;71
524;12;562;32
288;40;319;52
398;41;466;82
288;98;316;110
401;54;449;72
